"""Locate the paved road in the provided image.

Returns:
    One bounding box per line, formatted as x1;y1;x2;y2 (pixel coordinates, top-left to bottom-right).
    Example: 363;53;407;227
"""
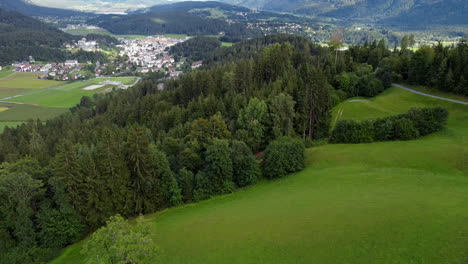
392;83;468;105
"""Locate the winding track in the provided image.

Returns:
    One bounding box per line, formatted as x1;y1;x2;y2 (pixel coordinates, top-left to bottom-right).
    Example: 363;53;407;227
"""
392;83;468;105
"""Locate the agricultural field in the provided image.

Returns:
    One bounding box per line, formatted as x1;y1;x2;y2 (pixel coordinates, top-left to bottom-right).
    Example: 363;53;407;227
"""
51;87;468;264
0;76;138;131
221;42;234;47
4;77;137;108
65;28;148;39
0;71;14;79
0;103;67;132
0;73;61;99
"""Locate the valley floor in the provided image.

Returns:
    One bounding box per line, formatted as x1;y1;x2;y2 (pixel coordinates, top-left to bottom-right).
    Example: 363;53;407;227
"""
51;87;468;264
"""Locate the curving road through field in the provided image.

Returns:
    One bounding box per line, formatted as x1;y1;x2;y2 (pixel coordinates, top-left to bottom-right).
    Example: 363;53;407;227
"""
392;83;468;105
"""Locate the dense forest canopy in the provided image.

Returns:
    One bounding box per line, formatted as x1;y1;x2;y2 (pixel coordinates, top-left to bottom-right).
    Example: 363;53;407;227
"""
0;33;465;263
220;0;468;27
87;10;258;39
0;0;91;17
0;8;107;64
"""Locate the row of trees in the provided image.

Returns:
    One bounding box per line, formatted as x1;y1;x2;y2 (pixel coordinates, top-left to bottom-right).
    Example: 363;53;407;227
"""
348;38;468;95
331;107;449;143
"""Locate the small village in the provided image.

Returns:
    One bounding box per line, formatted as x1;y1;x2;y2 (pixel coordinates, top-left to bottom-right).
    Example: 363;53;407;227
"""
9;35;204;81
117;36;188;76
66;37;99;52
11;58;90;81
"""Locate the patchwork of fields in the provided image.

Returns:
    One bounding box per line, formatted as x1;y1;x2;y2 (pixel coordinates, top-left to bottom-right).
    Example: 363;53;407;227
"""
0;74;138;131
51;87;468;264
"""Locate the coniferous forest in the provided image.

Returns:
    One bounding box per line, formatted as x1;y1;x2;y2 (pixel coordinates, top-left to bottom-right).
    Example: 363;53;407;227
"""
0;34;466;263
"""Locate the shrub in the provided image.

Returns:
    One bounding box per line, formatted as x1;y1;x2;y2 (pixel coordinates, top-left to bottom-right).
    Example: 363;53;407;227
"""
331;120;374;143
231;141;261;187
405;107;448;136
373;118;394;141
393;118;420;140
331;107;448;144
263;137;305;179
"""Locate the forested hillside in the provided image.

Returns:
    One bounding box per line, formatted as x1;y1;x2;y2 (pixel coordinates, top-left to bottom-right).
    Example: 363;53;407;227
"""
0;9;107;64
87;10;257;39
0;34;466;263
0;0;90;17
223;0;468;26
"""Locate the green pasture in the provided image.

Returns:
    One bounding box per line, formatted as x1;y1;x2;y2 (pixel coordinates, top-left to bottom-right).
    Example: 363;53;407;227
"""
221;42;234;47
0;122;24;132
52;86;468;264
65;28;147;39
0;73;60;98
5;77;137;108
0;71;14;79
0;103;67;121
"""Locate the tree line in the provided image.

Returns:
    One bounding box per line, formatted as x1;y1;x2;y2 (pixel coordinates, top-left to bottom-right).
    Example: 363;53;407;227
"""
331;107;449;143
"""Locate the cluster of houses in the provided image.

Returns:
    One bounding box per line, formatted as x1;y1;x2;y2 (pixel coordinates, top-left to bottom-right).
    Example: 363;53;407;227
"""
12;59;87;81
118;36;188;74
66;38;99;52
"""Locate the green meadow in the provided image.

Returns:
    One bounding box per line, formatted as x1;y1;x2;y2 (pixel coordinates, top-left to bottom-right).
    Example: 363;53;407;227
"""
5;77;137;108
0;76;137;131
51;86;468;264
65;28;150;39
0;71;14;79
0;121;24;132
0;73;60;98
0;103;67;132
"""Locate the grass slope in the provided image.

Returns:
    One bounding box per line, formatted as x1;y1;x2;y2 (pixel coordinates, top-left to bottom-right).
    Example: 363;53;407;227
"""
51;87;468;264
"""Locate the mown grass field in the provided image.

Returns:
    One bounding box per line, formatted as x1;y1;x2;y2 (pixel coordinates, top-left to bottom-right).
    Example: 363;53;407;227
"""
65;28;147;39
5;77;137;108
0;77;137;131
0;71;14;79
0;121;24;132
0;102;68;132
0;73;60;98
52;87;468;264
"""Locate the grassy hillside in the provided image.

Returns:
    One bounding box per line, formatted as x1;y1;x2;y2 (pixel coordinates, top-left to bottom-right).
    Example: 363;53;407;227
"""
51;86;468;264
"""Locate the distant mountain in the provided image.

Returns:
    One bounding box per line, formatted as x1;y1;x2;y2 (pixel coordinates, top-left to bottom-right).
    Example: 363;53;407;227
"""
0;0;90;17
0;8;73;63
143;1;250;13
221;0;468;26
88;2;257;40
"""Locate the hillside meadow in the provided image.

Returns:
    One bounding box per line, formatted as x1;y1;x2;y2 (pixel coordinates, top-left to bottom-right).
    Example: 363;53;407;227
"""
51;87;468;264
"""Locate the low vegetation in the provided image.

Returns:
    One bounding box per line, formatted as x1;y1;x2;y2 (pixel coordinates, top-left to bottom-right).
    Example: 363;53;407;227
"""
331;107;449;143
